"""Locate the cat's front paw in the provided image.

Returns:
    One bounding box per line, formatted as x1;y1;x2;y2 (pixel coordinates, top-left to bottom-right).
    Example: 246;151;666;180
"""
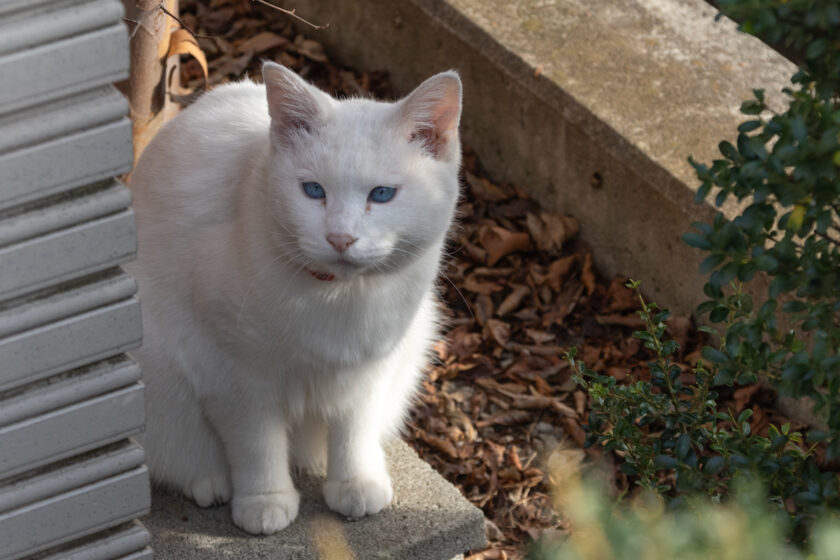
323;474;393;518
184;474;232;508
231;490;300;535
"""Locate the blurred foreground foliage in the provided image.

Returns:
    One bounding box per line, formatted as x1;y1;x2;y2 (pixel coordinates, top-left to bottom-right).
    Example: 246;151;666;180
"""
530;449;840;560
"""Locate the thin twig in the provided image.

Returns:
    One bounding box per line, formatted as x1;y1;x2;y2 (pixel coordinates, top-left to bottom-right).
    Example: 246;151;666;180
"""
251;0;329;30
124;4;161;42
158;4;222;42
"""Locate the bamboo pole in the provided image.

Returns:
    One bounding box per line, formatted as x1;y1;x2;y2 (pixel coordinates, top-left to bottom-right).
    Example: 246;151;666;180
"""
122;0;181;165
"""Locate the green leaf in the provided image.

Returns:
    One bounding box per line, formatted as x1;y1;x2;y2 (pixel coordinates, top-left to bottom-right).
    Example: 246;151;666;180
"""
753;254;778;271
654;455;680;469
806;38;827;59
701;347;728;364
782;300;807;313
682;232;711;250
704;456;725;475
709;306;729;323
719;140;740;160
676;434;692;461
737;120;761;133
700;253;726;274
619;462;638;476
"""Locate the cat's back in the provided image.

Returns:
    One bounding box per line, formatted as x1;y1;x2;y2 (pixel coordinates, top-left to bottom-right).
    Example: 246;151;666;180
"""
129;80;271;226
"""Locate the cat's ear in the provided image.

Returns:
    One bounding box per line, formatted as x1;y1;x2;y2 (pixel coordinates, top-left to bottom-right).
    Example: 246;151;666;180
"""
262;61;330;142
399;71;462;160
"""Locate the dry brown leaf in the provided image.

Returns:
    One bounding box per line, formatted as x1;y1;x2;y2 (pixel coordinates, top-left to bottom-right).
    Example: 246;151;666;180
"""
479;226;531;266
524;328;555;344
449;328;482;359
498;390;577;418
573;390;586;416
236;31;289;53
595;313;645;329
561;417;587;448
525;212;579;253
484;319;511;348
604;276;638;312
465;172;510;202
733;383;762;413
210;51;254;81
476;410;532;428
496;284;531;317
463;273;504;295
545;255;576;292
474;293;494;325
415;429;459;459
297;38;328;62
606;366;628;381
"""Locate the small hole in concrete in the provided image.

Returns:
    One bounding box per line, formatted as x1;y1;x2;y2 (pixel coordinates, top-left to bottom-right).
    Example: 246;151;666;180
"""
590;172;603;189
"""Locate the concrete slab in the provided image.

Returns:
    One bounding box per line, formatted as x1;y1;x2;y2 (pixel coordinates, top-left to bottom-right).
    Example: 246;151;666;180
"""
292;0;795;314
145;439;486;559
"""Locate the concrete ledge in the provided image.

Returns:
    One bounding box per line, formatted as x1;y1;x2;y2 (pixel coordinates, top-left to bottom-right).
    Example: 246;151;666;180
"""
294;0;795;313
145;440;486;559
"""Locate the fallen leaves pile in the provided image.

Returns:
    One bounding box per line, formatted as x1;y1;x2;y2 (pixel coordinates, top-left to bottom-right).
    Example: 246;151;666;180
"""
170;2;807;558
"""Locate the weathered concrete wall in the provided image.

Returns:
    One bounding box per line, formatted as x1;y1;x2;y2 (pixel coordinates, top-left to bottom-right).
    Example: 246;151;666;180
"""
294;0;794;313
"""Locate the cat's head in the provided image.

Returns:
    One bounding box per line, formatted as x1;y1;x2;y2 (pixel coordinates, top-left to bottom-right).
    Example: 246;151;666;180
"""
261;61;462;281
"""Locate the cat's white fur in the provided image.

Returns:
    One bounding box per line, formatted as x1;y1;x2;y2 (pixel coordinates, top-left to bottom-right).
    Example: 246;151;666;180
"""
126;62;462;535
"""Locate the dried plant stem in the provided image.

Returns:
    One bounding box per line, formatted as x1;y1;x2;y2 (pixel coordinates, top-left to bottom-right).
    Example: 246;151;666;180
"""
158;3;219;41
251;0;329;30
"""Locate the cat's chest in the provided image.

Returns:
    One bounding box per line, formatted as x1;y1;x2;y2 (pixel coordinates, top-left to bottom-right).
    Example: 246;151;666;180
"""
287;288;419;368
233;278;428;371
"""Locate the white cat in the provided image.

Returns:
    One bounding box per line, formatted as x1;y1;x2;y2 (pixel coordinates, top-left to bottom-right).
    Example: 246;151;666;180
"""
125;61;462;535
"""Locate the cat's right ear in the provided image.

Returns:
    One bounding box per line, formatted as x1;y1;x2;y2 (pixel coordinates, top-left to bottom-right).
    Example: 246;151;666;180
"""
262;61;330;143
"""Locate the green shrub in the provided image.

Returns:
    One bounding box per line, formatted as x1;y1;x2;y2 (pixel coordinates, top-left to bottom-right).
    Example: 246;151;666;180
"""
566;0;840;548
686;0;840;460
567;282;836;538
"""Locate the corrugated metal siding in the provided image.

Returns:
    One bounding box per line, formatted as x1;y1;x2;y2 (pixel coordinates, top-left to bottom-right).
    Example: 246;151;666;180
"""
0;1;151;558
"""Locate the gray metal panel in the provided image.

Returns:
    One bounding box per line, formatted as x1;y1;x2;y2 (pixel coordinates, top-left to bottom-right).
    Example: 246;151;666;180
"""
0;210;136;301
0;441;144;512
0;181;131;249
117;549;153;560
0;119;133;211
0;356;139;429
0;23;129;115
0;0;123;56
34;523;152;560
0;86;128;154
0;298;142;392
0;467;150;560
0;271;136;339
0;383;145;479
0;0;63;18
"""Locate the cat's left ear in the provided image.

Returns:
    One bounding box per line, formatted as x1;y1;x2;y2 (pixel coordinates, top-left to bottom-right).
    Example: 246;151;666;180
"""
262;61;331;144
399;71;462;161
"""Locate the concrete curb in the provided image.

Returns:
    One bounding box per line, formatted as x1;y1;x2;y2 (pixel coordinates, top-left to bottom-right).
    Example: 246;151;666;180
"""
145;440;486;559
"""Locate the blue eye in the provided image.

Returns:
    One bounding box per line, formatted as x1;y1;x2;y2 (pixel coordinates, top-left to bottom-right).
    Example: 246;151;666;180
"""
302;181;325;199
369;186;397;203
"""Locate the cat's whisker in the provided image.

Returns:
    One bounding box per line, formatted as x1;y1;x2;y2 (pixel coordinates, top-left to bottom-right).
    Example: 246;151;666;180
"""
235;249;306;329
437;271;475;321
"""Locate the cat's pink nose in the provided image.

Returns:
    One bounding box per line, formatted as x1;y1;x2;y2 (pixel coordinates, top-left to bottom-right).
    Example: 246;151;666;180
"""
326;233;357;253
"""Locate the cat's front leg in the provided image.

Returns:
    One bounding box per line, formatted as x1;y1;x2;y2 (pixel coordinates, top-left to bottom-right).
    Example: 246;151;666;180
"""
204;394;299;535
324;412;393;518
